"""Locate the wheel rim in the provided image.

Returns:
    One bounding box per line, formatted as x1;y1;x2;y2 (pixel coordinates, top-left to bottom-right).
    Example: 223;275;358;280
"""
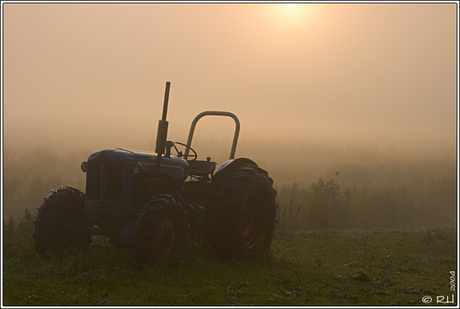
241;191;269;251
154;210;184;260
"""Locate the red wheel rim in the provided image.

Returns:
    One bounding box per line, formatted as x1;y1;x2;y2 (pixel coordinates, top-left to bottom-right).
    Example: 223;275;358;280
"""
241;192;269;251
154;210;184;260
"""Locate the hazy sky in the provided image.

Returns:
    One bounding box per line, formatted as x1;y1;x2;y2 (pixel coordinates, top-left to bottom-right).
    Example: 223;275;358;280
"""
3;2;457;155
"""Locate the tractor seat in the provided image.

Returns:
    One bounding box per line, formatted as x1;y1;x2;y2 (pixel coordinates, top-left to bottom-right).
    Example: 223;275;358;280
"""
187;159;217;177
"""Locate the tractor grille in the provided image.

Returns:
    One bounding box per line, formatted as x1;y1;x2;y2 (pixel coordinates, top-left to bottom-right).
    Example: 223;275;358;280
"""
87;161;101;200
87;160;123;201
105;162;122;200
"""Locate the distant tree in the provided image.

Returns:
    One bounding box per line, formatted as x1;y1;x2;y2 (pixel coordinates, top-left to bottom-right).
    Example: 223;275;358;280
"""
4;177;22;201
5;215;16;235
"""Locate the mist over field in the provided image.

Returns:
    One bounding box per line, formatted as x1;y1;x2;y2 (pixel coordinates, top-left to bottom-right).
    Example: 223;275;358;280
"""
4;135;456;229
3;3;457;228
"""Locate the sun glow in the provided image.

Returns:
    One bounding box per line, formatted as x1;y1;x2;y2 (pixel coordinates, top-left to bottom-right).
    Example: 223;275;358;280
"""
265;4;322;31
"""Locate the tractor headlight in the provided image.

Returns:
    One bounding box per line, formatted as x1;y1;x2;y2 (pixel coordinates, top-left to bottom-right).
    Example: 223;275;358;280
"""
133;163;143;174
81;161;88;172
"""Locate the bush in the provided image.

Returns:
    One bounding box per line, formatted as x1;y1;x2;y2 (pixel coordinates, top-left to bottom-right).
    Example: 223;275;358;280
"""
276;171;456;231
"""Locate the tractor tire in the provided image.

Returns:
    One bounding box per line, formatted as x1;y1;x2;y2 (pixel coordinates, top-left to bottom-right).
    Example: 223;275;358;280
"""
33;187;91;256
208;164;277;259
133;196;189;265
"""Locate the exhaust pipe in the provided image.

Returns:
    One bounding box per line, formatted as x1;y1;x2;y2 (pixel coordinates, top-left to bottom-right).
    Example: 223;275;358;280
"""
155;81;171;175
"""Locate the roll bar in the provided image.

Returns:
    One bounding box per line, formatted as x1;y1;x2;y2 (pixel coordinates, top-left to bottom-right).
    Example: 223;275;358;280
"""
184;111;240;160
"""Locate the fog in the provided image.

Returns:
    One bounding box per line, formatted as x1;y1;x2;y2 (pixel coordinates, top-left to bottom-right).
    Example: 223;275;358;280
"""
2;3;457;225
3;3;456;156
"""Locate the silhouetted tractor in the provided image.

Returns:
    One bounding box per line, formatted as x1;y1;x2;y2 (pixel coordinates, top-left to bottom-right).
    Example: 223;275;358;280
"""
33;82;277;264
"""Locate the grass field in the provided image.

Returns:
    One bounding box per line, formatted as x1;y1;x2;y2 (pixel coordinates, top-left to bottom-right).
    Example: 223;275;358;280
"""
3;214;457;306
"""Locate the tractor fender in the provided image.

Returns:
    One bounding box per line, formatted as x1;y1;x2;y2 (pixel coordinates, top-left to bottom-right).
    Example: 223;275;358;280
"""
212;158;258;184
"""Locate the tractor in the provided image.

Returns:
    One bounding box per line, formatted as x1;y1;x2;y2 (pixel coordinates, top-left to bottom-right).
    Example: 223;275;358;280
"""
33;82;277;264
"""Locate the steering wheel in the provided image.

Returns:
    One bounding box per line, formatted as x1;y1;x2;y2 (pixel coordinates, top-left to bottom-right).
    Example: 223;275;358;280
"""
172;142;198;161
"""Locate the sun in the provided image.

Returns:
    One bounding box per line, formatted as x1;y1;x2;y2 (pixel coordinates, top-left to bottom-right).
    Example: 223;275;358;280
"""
265;3;321;31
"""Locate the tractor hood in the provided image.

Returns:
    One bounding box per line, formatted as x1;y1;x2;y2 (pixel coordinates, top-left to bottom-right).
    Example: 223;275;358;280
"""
84;148;189;181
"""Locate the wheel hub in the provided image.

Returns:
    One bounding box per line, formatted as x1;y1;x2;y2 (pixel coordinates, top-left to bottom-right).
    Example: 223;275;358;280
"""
161;229;176;248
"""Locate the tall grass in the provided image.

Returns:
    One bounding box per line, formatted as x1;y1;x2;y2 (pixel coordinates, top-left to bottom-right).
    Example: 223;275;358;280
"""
276;174;456;230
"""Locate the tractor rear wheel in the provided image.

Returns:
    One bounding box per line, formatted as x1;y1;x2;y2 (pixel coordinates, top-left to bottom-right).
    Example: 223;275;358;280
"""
133;196;188;265
208;164;277;259
33;187;91;256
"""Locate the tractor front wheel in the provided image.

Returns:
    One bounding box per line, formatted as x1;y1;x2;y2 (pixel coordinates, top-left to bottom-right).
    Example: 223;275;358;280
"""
133;196;188;265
